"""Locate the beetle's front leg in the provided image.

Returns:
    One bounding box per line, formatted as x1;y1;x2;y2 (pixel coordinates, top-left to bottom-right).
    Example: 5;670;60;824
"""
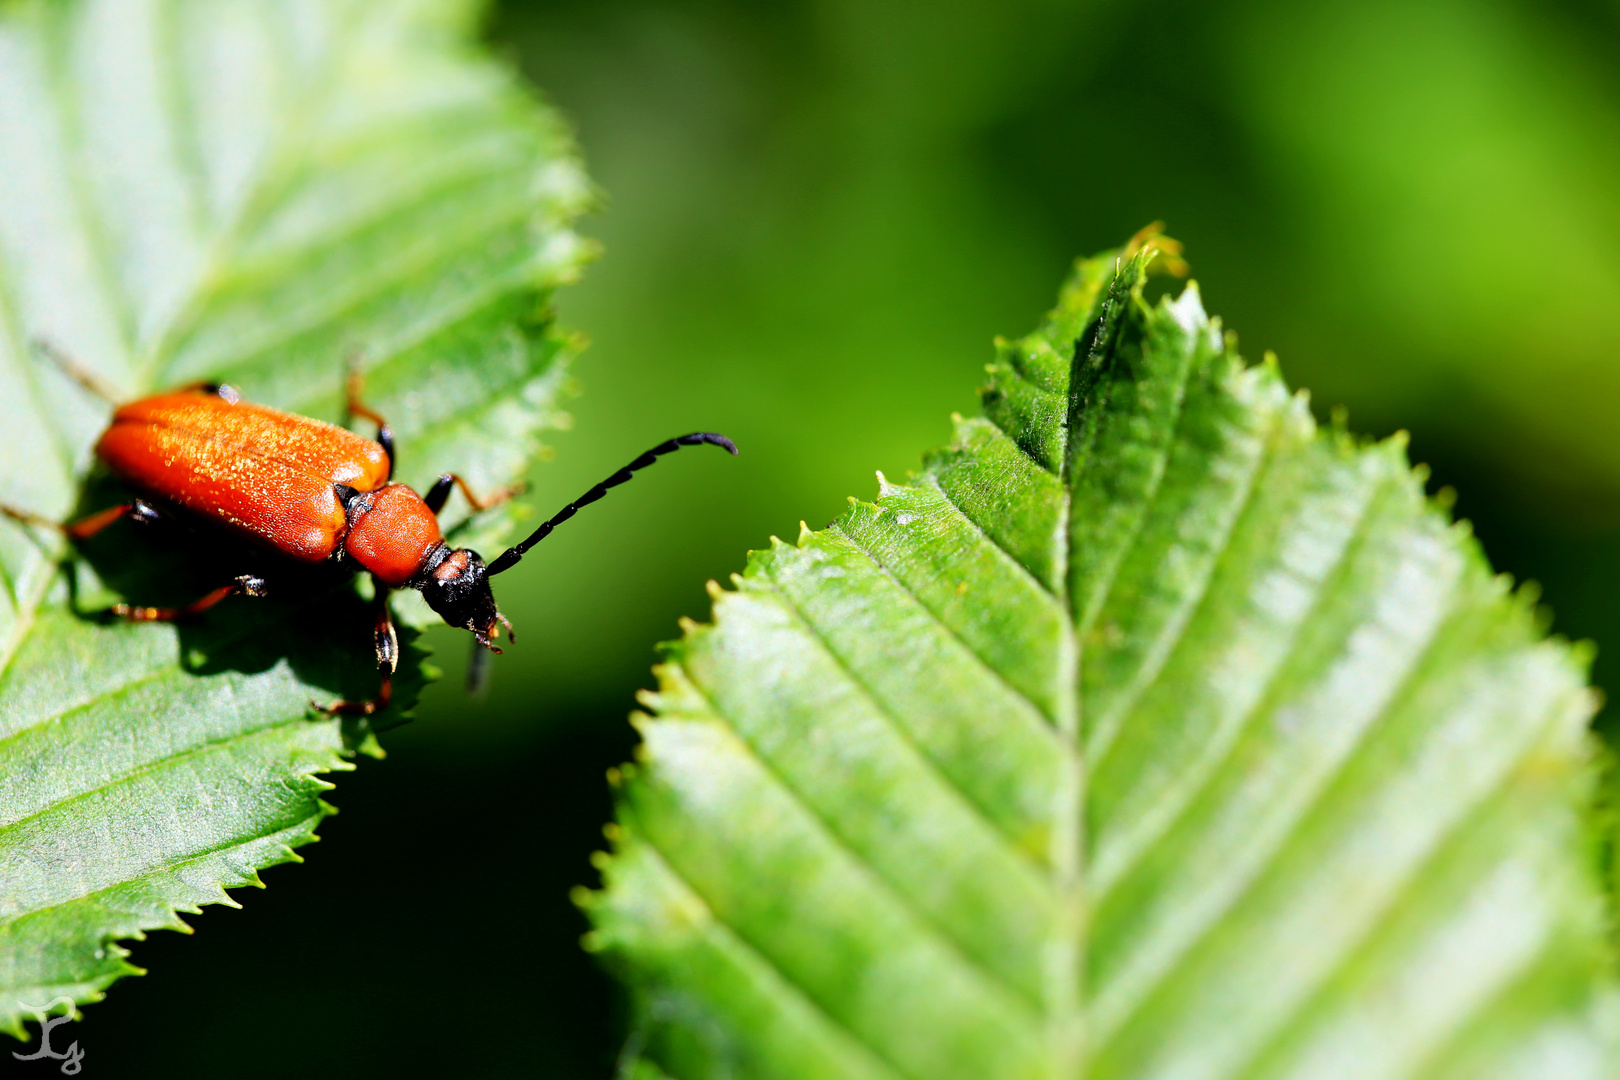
422;472;525;515
314;580;397;716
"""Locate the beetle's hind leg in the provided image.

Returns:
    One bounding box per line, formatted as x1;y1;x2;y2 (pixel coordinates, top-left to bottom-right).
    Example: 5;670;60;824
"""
66;498;166;539
344;369;395;480
2;497;165;540
114;573;269;622
312;582;397;717
3;500;257;622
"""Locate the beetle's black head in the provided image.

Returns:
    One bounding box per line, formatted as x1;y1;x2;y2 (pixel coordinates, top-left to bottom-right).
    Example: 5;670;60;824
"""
415;547;513;651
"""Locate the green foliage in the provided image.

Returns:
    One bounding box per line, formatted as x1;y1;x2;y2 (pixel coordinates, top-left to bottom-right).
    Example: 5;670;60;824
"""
586;237;1620;1078
0;0;589;1035
484;0;1620;731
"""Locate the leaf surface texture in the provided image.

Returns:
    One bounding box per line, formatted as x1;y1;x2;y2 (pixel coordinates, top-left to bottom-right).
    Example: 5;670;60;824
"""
0;0;590;1031
589;239;1619;1079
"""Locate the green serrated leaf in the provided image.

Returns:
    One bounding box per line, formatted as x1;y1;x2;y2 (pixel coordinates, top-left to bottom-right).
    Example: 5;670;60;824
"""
0;0;590;1035
589;234;1620;1078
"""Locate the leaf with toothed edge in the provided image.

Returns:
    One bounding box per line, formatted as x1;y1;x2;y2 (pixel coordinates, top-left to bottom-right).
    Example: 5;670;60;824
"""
0;0;591;1036
584;232;1620;1079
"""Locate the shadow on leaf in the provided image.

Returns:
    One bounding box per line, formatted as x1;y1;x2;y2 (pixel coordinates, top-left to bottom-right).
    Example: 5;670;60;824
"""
61;473;428;751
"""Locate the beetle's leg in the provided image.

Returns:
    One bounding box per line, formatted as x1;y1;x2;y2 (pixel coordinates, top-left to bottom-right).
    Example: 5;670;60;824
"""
345;371;395;481
422;475;455;514
4;498;165;539
114;573;269;622
313;583;397;716
64;498;165;540
423;473;526;516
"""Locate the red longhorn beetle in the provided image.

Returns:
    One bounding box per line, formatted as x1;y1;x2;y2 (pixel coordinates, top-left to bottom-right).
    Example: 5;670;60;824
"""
2;360;735;716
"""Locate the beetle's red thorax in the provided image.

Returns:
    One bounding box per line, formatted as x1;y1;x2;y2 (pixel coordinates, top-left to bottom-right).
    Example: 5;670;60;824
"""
95;390;392;562
343;484;444;586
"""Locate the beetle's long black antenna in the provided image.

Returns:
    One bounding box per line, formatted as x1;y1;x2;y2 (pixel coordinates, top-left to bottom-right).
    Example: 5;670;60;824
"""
486;432;737;577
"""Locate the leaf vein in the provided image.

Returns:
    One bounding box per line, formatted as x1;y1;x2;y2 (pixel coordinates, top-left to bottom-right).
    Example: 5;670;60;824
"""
1092;572;1481;1047
0;804;324;931
758;557;1051;877
920;473;1060;601
1085;395;1286;764
197;203;547;382
0;713;339;849
1091;463;1395;897
677;667;1047;1026
0;654;175;756
629;832;915;1080
1219;714;1581;1080
829;520;1058;727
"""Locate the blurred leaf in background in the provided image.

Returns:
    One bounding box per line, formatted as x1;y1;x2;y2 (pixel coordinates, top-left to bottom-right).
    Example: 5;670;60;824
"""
460;0;1620;733
79;0;1620;1075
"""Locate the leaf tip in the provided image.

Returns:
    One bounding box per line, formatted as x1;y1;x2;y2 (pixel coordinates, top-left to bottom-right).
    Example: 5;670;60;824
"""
1124;221;1189;277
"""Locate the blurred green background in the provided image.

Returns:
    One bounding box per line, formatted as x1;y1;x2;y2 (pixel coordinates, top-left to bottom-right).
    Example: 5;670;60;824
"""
79;0;1620;1075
